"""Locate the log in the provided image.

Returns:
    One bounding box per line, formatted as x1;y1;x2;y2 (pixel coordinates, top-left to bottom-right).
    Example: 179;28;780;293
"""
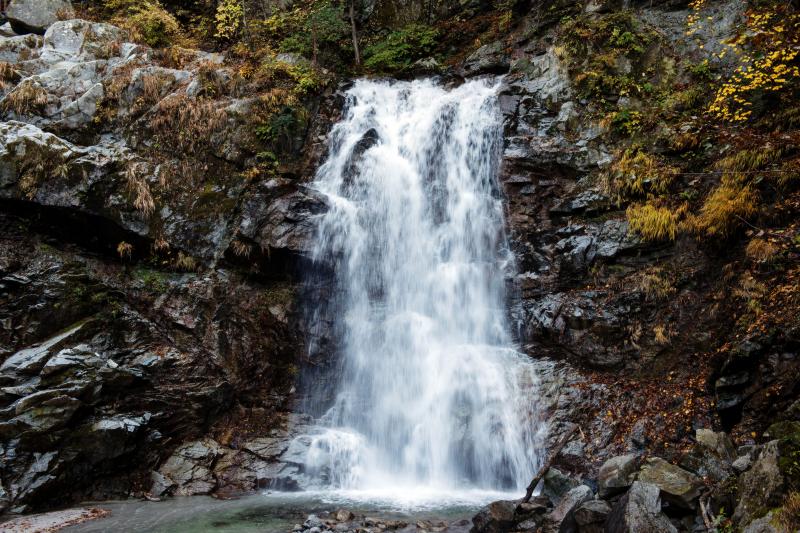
522;424;580;503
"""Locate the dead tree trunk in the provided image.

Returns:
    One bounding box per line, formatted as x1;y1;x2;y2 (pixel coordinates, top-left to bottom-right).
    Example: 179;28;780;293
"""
349;0;361;66
522;425;580;503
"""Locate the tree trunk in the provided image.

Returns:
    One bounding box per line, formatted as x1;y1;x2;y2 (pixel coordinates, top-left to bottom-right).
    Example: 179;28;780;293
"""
349;0;361;66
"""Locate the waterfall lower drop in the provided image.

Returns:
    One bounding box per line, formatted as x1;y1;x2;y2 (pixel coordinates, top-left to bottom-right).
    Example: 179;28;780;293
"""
302;77;544;502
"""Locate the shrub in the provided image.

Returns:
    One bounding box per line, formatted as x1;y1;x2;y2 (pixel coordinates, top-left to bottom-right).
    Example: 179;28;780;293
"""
686;179;759;238
214;0;243;41
605;148;677;202
774;492;800;532
105;0;182;48
363;24;439;73
148;93;226;154
627;203;683;241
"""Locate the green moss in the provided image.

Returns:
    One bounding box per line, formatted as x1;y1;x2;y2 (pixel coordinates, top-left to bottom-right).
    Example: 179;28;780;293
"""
363;24;439;74
771;422;800;491
133;267;171;293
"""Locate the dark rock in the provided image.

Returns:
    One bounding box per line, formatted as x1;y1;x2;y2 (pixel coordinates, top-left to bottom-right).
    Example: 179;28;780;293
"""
598;454;638;499
637;457;703;510
606;481;677;533
462;42;510;76
471;500;516;533
573;499;611;533
543;467;579;503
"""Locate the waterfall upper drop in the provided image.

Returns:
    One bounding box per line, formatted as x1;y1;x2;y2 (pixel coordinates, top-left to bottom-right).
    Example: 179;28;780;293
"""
302;78;543;494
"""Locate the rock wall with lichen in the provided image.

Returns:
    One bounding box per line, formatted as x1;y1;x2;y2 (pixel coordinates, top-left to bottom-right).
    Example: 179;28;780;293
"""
0;0;799;529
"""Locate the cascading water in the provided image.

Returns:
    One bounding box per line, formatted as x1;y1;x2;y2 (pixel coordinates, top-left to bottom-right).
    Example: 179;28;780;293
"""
301;77;543;497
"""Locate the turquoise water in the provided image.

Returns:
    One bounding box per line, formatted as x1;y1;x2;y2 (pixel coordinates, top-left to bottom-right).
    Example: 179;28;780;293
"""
62;490;506;532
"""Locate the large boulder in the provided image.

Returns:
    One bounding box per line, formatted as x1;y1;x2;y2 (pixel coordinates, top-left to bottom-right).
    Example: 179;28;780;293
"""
544;484;593;532
680;429;736;483
606;481;678;533
637;457;703;509
599;454;639;498
573;499;611;533
733;440;785;526
6;0;73;34
471;500;516;533
154;439;224;496
542;467;579;503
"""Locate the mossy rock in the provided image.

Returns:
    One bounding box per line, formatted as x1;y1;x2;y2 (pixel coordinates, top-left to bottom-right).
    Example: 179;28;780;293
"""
771;422;800;491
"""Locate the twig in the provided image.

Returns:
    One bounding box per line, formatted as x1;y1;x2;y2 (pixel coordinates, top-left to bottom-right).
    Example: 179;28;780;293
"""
699;495;715;532
522;425;580;503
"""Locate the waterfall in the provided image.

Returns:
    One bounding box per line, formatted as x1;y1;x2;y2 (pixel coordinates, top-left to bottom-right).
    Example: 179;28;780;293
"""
302;78;543;494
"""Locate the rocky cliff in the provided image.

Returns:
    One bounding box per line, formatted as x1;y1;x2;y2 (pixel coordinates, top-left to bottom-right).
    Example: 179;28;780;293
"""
0;0;798;531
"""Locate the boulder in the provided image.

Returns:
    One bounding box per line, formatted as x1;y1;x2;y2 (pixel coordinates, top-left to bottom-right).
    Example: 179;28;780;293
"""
742;511;781;533
680;429;736;483
471;500;516;533
545;484;593;532
733;440;785;525
573;499;611;533
637;457;703;509
155;439;224;496
542;467;579;503
6;0;73;34
462;41;510;76
606;481;678;533
599;454;639;498
696;429;736;460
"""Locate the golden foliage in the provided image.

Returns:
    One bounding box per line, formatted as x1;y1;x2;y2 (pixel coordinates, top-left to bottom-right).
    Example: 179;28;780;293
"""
686;179;759;238
605;148;677;201
627;203;684;241
637;267;677;301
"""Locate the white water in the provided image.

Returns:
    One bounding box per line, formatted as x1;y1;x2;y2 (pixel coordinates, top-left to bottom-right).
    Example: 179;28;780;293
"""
303;78;543;498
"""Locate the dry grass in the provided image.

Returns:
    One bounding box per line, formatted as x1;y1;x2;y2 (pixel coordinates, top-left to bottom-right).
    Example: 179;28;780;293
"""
149;93;226;154
774;492;800;531
746;237;780;263
231;238;252;258
117;241;134;259
1;81;48;115
123;163;155;216
173;251;197;271
636;267;676;301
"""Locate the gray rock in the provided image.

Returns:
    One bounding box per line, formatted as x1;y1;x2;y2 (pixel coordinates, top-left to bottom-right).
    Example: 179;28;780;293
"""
0;323;84;375
542;467;579;503
732;454;752;473
695;429;736;460
680;429;735;483
156;438;224;496
741;511;780;533
573;499;611;533
638;457;703;509
599;454;638;498
462;41;509;76
733;440;785;525
606;481;678;533
546;484;593;531
6;0;73;34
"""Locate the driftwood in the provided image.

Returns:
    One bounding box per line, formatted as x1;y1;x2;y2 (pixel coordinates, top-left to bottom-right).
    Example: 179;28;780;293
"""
522;425;580;503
